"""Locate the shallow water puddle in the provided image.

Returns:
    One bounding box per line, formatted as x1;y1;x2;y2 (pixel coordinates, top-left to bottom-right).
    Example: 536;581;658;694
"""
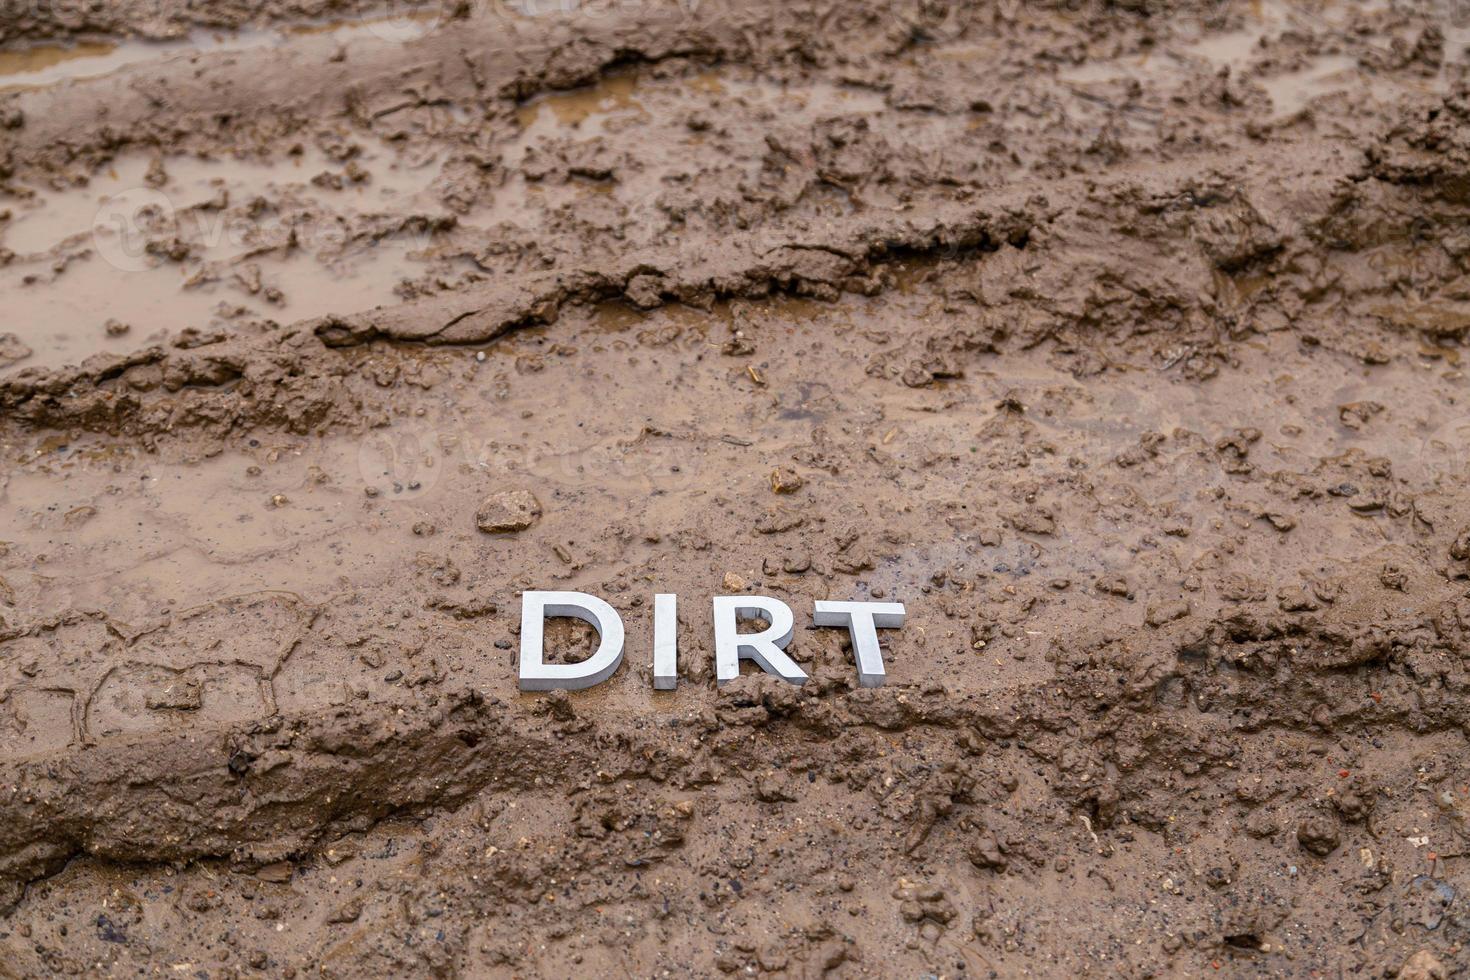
5;141;433;255
0;136;440;372
0;32;292;92
0;247;414;373
0;40;119;85
515;72;645;129
0;11;442;92
2;260;210;371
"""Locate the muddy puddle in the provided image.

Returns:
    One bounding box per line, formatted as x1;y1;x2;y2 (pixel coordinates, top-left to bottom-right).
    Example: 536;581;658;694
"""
1;62;896;374
1;135;442;372
0;11;443;92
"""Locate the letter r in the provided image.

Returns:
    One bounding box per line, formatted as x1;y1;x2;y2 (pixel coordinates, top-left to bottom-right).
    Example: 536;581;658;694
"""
712;595;806;685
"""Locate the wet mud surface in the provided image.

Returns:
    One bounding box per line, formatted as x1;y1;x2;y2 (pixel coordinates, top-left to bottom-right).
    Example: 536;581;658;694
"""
2;0;1470;976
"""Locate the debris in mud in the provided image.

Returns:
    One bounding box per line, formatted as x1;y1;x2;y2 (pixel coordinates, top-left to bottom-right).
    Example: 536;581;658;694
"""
1296;813;1343;857
768;467;803;494
476;489;543;533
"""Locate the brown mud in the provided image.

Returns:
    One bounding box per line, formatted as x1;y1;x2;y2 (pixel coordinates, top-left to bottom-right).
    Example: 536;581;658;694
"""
1;0;1470;976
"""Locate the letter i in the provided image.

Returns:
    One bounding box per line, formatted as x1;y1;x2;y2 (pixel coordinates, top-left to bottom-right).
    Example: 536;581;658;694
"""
653;594;678;690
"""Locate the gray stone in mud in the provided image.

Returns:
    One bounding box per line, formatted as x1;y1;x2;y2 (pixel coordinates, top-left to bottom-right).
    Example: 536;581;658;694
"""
476;490;542;533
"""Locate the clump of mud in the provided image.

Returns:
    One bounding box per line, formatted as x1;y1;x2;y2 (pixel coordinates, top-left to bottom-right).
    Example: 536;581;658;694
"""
1;0;1469;976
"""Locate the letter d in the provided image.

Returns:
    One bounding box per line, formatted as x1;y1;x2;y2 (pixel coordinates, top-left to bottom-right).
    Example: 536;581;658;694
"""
518;591;625;691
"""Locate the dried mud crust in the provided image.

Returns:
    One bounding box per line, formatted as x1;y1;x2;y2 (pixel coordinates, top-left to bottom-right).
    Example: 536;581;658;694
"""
2;0;1470;977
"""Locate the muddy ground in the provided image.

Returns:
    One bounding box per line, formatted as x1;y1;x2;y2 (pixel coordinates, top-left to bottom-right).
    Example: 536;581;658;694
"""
0;0;1469;976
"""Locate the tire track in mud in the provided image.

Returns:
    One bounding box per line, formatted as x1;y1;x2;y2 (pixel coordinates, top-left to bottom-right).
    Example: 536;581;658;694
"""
0;124;1443;439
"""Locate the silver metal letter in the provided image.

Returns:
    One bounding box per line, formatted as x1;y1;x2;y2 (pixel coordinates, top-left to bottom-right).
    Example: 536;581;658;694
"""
812;600;906;688
712;595;805;685
653;593;678;690
518;591;625;691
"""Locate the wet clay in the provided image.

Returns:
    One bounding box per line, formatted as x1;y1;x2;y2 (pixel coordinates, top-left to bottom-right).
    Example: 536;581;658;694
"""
1;0;1469;977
